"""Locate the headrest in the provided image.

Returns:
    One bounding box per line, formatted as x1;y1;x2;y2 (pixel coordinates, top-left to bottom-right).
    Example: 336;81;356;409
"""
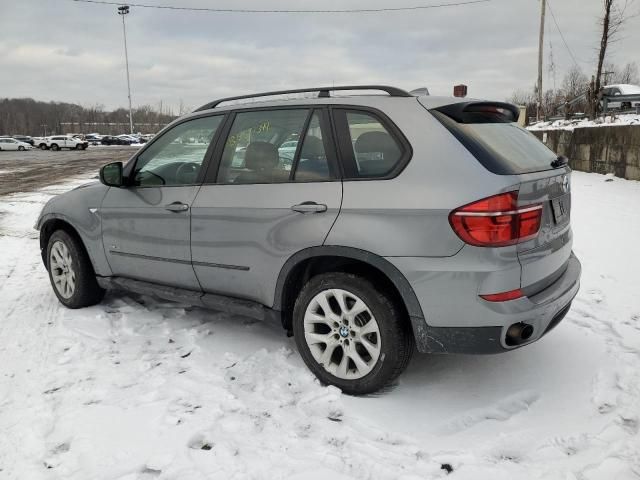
245;142;278;171
300;136;324;158
354;131;398;155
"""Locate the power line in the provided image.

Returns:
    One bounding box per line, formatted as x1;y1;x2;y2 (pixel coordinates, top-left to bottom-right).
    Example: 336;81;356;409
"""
546;0;581;69
71;0;491;14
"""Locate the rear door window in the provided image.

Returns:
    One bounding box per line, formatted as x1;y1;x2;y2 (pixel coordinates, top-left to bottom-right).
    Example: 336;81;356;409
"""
215;108;336;184
216;109;309;184
293;111;332;182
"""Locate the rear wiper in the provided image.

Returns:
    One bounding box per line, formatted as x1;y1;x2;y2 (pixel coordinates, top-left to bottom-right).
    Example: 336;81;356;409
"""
551;155;568;169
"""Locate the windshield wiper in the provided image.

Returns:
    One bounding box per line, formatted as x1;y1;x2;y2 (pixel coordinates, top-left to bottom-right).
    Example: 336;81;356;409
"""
551;155;568;169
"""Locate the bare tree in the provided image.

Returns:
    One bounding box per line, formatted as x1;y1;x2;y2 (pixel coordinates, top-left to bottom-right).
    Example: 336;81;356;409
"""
561;66;589;100
589;0;635;118
615;62;640;84
509;88;537;122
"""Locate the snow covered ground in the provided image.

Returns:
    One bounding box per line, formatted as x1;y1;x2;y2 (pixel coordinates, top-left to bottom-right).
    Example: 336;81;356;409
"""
0;172;639;479
528;113;640;131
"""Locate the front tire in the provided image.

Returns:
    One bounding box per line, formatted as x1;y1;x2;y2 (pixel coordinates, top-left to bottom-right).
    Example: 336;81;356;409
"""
18;146;25;151
39;144;48;150
293;272;414;395
46;230;105;308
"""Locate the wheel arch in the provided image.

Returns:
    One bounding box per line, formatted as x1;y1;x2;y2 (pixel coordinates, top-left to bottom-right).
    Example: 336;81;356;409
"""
39;217;91;270
273;246;426;332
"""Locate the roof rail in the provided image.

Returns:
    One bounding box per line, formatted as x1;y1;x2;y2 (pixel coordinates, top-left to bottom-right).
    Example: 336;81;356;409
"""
194;85;412;112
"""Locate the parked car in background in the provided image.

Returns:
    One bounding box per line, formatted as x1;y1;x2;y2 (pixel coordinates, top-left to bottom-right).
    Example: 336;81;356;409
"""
12;135;35;145
602;84;640;109
38;135;88;150
0;137;33;151
35;85;581;395
278;140;298;169
117;134;141;144
101;135;132;146
85;134;103;145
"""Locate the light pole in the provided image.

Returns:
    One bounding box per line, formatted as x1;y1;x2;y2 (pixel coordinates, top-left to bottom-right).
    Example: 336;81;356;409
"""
536;0;546;122
117;5;134;134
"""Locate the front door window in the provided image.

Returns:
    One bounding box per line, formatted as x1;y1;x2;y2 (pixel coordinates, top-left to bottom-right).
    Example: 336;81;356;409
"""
133;115;223;187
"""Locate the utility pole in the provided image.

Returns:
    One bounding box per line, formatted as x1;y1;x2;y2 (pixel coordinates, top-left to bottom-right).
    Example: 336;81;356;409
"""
118;5;134;134
537;0;546;122
601;70;615;85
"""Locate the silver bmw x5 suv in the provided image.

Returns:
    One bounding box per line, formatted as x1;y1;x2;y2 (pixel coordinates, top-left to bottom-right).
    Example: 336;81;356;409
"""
36;86;581;394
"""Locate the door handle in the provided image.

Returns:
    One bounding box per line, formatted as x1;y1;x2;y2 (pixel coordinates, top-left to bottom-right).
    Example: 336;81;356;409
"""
165;202;189;212
291;202;328;213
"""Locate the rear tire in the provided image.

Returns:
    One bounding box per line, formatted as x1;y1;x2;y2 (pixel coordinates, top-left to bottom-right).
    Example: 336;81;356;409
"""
46;230;105;308
39;144;48;150
51;144;60;151
292;272;414;395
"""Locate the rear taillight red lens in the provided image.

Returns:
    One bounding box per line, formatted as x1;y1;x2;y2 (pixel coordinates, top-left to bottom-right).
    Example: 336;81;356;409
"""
449;191;542;247
479;288;524;302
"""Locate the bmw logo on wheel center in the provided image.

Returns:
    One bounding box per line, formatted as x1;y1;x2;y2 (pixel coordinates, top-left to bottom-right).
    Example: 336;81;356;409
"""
339;325;350;338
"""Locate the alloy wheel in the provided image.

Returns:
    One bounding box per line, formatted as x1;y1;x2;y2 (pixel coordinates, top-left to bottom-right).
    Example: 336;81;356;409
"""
303;288;381;380
50;240;76;299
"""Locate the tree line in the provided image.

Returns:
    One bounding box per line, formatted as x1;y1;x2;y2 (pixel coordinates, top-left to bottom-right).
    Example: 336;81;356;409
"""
0;98;178;136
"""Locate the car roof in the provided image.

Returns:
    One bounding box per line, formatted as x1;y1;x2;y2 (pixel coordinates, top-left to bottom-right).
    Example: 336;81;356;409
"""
185;94;471;119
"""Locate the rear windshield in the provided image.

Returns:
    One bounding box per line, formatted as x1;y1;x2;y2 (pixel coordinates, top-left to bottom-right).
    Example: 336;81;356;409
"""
432;103;556;175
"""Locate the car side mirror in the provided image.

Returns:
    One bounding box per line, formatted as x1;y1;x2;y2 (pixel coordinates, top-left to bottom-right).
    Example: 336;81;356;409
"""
99;162;124;187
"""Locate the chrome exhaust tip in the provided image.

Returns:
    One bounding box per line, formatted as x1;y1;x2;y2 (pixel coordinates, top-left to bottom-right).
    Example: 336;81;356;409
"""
506;322;534;346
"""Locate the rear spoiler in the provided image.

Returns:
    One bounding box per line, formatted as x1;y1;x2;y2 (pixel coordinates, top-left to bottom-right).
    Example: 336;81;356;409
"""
432;101;520;124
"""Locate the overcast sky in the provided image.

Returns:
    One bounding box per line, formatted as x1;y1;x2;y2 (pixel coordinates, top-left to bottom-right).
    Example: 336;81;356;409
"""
2;0;639;111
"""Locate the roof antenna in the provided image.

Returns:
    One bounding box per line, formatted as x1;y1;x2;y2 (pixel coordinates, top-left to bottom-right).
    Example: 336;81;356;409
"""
409;87;430;96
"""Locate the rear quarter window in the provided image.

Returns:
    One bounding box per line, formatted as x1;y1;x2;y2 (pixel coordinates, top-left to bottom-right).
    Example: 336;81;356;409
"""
333;108;409;179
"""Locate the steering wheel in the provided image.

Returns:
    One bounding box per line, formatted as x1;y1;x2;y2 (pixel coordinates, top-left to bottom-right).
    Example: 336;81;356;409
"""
175;162;200;184
135;170;165;186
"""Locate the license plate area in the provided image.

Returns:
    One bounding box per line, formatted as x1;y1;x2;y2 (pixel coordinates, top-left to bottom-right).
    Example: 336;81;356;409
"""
551;194;570;224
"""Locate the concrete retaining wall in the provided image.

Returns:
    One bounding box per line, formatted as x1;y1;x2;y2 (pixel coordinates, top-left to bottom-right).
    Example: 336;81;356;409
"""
531;126;640;180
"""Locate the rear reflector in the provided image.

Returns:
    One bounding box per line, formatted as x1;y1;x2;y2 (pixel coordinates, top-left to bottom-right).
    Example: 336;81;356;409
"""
479;289;524;302
449;191;542;247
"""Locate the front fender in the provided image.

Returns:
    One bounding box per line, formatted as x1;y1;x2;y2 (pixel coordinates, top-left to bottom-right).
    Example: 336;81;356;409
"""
36;183;112;276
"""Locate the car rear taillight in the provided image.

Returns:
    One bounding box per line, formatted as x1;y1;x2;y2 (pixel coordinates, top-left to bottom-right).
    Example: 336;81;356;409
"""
449;191;542;247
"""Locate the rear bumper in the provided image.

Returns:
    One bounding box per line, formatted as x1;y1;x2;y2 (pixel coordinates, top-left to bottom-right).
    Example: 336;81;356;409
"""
389;252;581;354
